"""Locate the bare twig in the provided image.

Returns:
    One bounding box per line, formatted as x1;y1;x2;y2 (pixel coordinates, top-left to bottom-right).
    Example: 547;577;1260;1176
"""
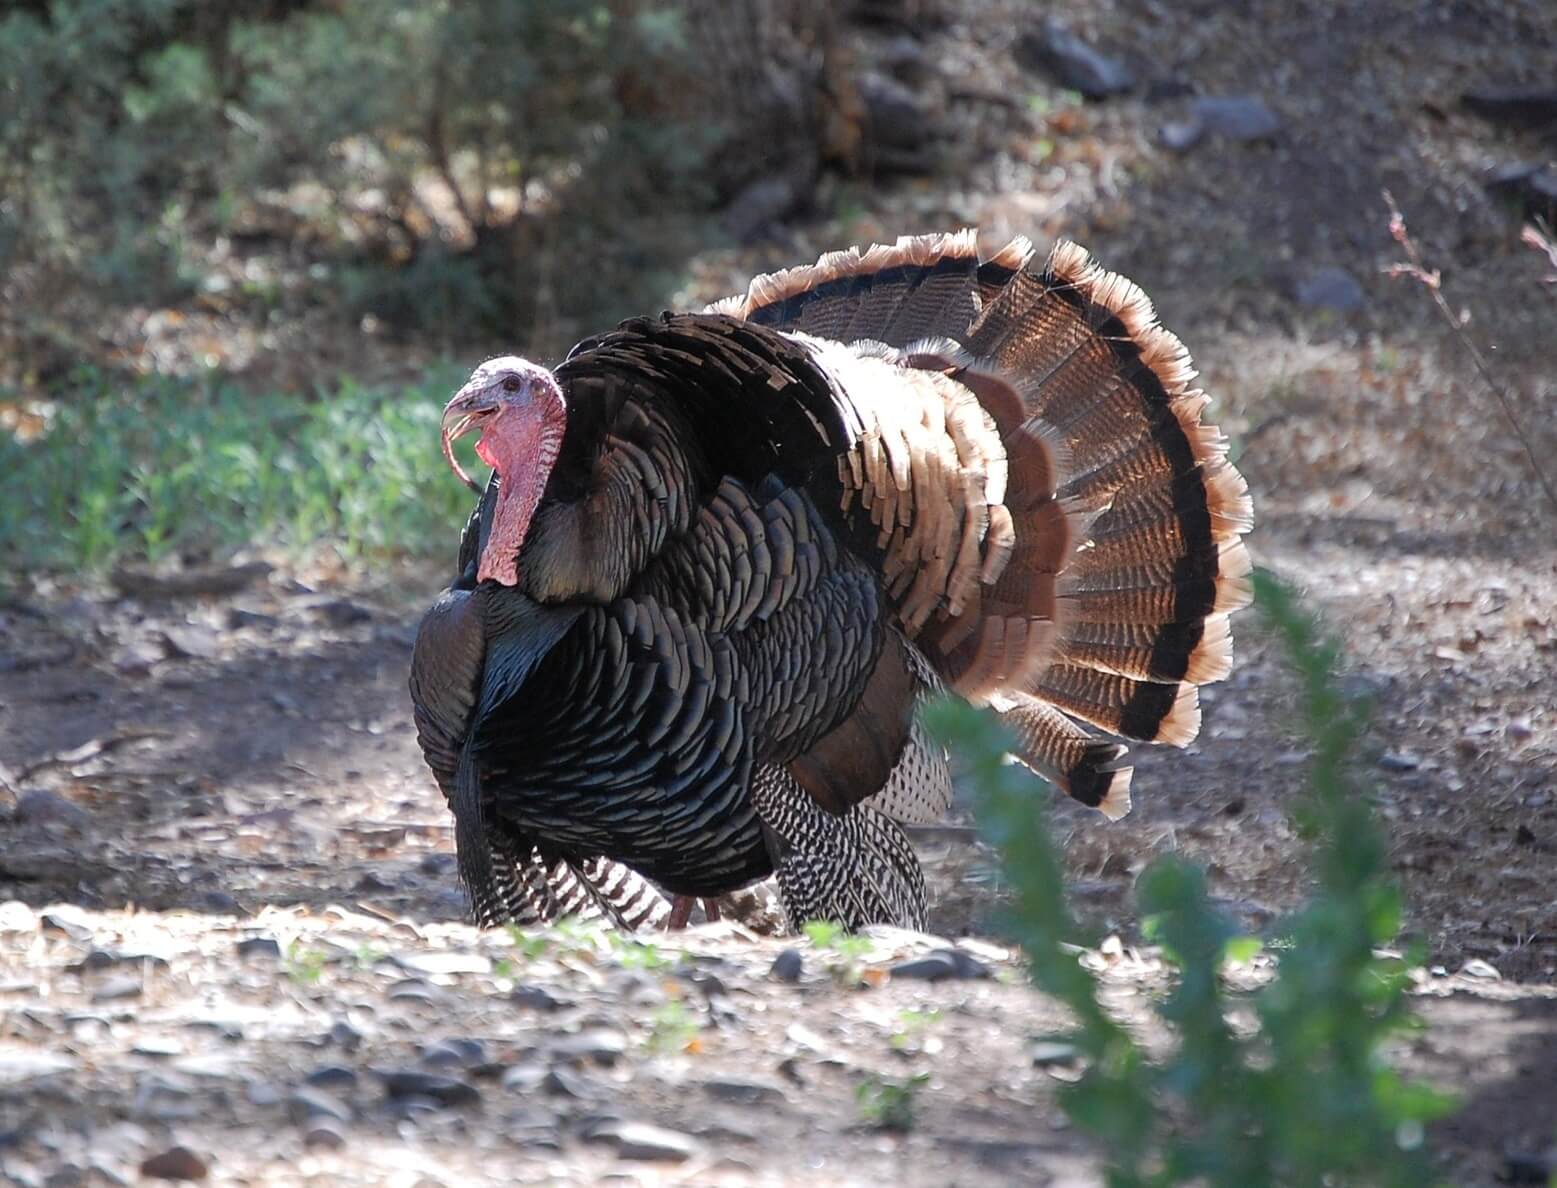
1382;190;1557;519
1521;218;1557;292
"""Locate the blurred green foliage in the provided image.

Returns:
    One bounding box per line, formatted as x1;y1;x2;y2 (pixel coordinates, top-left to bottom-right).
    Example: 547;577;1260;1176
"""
0;366;477;571
0;0;710;344
925;570;1456;1187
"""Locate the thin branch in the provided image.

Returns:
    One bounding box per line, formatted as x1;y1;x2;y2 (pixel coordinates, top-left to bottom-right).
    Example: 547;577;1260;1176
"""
1382;190;1557;520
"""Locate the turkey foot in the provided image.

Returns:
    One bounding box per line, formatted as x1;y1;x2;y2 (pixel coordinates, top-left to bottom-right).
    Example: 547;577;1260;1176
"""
666;896;723;929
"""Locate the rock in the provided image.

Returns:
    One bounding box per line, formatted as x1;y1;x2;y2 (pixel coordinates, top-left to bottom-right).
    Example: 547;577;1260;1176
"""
1293;266;1364;313
880;33;929;83
287;1087;353;1125
542;1066;599;1100
581;1118;700;1162
114;640;164;675
721;177;801;244
1190;95;1281;141
139;1146;208;1181
418;852;457;876
0;901;35;933
39;908;92;941
235;936;281;960
70;949;168;973
246;1082;283;1106
1378;751;1420;772
701;1078;785;1106
387;979;448;1003
548;1029;626;1068
502;1062;547;1093
0;1051;77;1084
1503;1149;1557;1184
1462;87;1557;131
1460;958;1502;980
888;948;990;982
354;871;397;893
511;984;566;1011
328;1021;363;1051
420;1039;486;1070
160;626;220;660
1484;162;1557;223
859;71;930;150
305;1065;358;1090
379;1069;480;1107
391;951;492;977
225;607;278;630
90;976;143;1003
1013;19;1134;99
770;948;804;983
302;1121;346;1151
312;598;372;627
1030;1040;1083;1068
13;790;92;832
195;889;240;913
1159;119;1204;152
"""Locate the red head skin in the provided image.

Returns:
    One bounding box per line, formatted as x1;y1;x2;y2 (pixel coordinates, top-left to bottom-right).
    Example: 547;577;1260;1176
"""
440;357;567;587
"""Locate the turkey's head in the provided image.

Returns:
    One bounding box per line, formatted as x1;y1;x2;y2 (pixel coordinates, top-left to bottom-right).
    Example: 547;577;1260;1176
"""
441;356;567;587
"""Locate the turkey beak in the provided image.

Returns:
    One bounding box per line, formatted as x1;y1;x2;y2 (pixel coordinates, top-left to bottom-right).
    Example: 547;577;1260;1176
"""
441;396;494;494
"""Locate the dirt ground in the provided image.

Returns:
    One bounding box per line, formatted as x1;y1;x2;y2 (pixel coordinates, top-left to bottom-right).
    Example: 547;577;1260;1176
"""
3;0;1556;1184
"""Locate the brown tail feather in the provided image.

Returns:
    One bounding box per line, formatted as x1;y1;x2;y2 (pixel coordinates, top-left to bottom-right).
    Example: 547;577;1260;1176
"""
709;230;1252;818
994;693;1133;819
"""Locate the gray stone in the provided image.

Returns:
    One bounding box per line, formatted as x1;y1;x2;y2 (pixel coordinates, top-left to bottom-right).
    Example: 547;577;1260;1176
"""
1030;1040;1083;1068
1190;96;1282;141
328;1021;363;1051
14;790;92;832
511;984;565;1011
161;626;220;660
379;1069;480;1107
890;952;960;981
770;949;804;983
1160;118;1205;152
287;1087;353;1125
235;936;281;960
90;976;143;1003
304;1065;357;1090
701;1078;785;1106
582;1118;700;1162
548;1029;626;1067
1294;267;1364;312
421;1038;485;1070
1014;19;1134;99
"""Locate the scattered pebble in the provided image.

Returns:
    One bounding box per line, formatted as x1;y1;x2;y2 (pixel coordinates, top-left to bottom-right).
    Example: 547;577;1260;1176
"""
287;1086;354;1125
90;976;143;1003
1293;266;1364;313
581;1118;700;1163
1013;18;1135;99
302;1121;346;1151
770;949;804;983
511;984;566;1011
378;1069;480;1107
391;951;492;977
1190;95;1282;140
1460;959;1502;980
548;1029;627;1068
13;790;93;833
304;1064;358;1090
139;1146;208;1181
235;936;281;960
702;1077;786;1106
1030;1041;1082;1069
420;1038;486;1070
890;948;989;982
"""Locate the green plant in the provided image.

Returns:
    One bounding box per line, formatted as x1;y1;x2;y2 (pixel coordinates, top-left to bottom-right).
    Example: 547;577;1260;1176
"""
924;569;1454;1187
284;942;328;985
889;1007;942;1054
0;365;477;572
803;919;875;986
855;1072;928;1132
644;999;701;1056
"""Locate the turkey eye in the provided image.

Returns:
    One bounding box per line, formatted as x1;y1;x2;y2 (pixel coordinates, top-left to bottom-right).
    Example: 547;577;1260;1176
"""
502;375;521;393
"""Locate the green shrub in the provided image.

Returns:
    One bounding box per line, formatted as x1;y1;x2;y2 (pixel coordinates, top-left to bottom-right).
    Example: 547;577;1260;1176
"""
0;365;476;572
0;0;711;348
926;570;1455;1187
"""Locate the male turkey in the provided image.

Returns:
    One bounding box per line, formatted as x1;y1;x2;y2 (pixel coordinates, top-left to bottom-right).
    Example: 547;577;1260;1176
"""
409;230;1253;932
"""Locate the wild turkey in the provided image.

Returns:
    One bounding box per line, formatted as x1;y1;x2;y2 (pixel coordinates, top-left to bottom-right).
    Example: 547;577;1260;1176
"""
409;230;1253;932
